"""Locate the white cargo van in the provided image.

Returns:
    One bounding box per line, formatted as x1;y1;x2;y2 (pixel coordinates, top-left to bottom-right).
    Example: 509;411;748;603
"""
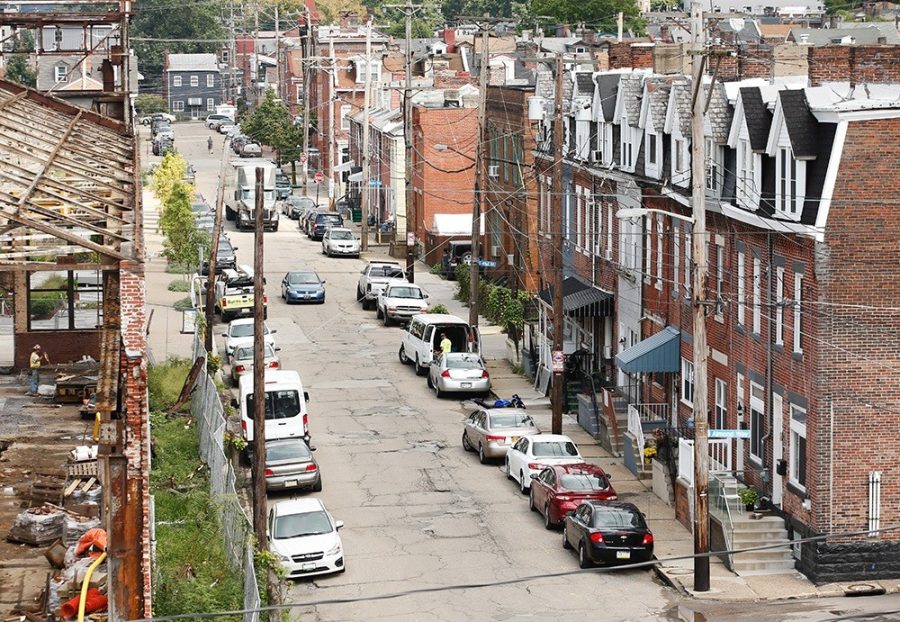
238;370;310;448
398;313;481;376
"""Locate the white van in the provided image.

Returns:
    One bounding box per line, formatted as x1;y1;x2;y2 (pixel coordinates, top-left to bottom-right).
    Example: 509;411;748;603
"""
398;313;480;376
238;370;310;448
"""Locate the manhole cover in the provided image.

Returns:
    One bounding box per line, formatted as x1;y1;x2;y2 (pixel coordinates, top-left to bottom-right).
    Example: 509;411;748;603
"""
844;583;885;597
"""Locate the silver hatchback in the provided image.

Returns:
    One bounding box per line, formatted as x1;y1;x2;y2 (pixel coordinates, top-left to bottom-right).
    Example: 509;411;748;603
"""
264;439;321;492
427;352;491;398
462;408;540;463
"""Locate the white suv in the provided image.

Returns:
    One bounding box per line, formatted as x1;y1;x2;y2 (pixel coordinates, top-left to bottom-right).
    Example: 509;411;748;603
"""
376;280;429;326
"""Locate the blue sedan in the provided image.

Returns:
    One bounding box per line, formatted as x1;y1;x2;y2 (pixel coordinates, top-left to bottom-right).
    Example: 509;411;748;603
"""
281;271;326;304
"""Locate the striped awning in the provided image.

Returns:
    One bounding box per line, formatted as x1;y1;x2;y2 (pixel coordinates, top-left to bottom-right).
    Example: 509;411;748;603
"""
538;276;613;318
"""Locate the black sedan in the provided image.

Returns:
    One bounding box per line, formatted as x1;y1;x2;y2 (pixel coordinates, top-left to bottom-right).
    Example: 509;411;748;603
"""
562;501;654;568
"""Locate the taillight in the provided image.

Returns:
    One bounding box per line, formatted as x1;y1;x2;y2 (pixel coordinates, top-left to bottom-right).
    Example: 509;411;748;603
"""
263;296;268;304
440;370;450;378
222;299;227;307
264;468;273;476
642;533;654;546
527;462;543;470
305;464;317;472
234;364;246;373
241;420;247;433
590;532;605;544
303;413;308;434
485;435;504;442
481;370;490;378
268;361;279;368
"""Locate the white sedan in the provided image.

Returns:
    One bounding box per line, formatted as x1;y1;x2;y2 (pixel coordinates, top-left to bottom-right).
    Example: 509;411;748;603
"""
223;317;276;359
268;498;345;579
505;434;584;494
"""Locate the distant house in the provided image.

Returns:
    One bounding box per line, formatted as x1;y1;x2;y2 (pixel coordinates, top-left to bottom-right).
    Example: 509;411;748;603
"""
163;53;223;119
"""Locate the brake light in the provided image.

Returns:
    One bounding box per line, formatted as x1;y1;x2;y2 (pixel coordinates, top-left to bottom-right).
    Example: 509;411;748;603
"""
481;370;490;378
264;468;273;476
305;464;318;472
303;413;309;434
241;420;247;433
590;532;605;544
642;533;654;546
234;364;246;373
527;462;543;470
263;296;268;304
268;361;279;368
440;370;450;378
485;435;505;442
222;299;227;307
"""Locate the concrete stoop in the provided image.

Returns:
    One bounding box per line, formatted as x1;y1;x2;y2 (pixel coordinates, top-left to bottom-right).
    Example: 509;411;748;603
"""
730;515;796;575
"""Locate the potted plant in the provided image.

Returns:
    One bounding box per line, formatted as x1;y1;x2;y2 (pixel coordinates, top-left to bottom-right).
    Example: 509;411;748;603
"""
643;445;657;466
739;487;759;511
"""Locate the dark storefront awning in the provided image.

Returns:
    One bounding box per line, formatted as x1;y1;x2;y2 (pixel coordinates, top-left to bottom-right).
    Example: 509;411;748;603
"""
615;326;681;373
538;276;613;317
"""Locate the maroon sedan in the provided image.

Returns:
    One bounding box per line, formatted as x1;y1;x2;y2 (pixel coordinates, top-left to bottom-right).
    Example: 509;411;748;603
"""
529;464;617;529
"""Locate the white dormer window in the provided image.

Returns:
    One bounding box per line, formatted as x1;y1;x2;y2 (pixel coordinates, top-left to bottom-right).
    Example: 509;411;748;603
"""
736;138;760;210
705;138;722;195
54;64;68;83
575;119;590;161
776;147;806;220
596;122;613;165
620;117;637;172
645;129;661;178
672;137;689;186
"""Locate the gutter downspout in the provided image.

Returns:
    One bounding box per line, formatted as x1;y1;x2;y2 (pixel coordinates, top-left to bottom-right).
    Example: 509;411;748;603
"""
762;233;774;494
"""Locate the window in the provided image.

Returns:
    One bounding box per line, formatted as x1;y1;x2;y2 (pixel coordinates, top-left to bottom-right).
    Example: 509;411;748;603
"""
340;104;351;130
736;373;745;425
54;64;68;83
644;215;652;283
714;379;727;429
173;101;185;112
575;190;583;249
673;222;680;298
706;138;720;193
750;382;765;463
606;204;613;256
221;49;230;62
674;139;684;173
207;74;215;88
648;132;657;164
775;266;785;345
793;273;803;354
684;224;692;298
584;193;592;254
789;405;807;490
206;98;215;111
656;217;663;290
736;139;758;209
190;75;199;87
27;271;103;331
673;137;689;186
737;251;745;326
681;358;694;406
715;243;725;319
752;256;761;335
173;75;182;87
776;147;805;219
620;120;635;171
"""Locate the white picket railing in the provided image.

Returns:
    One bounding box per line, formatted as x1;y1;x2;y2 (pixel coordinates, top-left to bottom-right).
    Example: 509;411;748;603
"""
678;437;734;486
627;405;645;459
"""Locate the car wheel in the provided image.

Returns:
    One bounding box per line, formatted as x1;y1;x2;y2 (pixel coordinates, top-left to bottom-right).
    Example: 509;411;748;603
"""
398;346;410;365
312;476;322;492
505;459;512;481
362;297;372;311
383;314;393;327
357;286;364;302
426;374;433;388
562;525;571;549
544;504;555;530
414;356;426;376
434;382;442;398
529;489;536;512
478;443;487;464
462;431;473;452
520;471;528;495
376;306;383;319
579;542;593;569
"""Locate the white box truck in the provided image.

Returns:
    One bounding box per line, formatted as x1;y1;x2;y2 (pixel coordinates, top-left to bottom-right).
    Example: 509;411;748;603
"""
225;158;280;231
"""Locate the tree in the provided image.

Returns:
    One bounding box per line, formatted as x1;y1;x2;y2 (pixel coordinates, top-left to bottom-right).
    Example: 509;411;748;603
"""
5;56;36;88
241;89;303;179
160;181;208;270
152;151;191;206
135;94;168;115
529;0;642;34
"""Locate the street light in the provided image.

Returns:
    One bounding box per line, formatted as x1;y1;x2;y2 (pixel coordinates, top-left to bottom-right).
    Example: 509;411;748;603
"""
433;143;475;160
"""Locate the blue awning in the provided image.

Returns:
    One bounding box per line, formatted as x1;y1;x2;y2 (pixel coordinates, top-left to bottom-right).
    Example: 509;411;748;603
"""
615;326;681;373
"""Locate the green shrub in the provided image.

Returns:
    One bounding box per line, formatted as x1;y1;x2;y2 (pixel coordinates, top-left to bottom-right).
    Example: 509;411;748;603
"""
455;263;469;302
430;263;443;275
168;279;191;292
173;297;194;311
428;303;449;314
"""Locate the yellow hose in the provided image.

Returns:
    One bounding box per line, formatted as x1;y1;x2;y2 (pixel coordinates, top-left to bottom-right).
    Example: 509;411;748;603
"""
92;411;101;442
77;551;107;622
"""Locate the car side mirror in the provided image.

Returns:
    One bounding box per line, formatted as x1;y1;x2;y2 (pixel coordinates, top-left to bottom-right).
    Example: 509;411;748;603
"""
334;520;344;530
275;347;281;352
529;473;538;480
424;294;429;299
270;329;278;334
607;474;612;479
232;247;239;251
321;279;326;284
303;391;310;402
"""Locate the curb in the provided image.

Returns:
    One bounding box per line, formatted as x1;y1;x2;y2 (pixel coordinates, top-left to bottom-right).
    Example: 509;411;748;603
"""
652;564;691;598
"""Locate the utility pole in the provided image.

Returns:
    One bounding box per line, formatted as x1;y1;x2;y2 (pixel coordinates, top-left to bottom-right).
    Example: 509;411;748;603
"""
327;35;336;210
468;25;489;332
360;18;372;252
301;4;312;188
274;5;280;100
550;53;565;436
403;0;415;282
251;167;268;555
205;140;230;352
690;0;711;594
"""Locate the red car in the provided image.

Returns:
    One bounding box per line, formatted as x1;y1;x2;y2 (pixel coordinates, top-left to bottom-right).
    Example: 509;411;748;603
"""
529;463;617;529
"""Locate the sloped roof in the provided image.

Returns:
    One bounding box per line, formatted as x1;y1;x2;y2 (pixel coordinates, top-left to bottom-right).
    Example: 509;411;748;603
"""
646;79;672;132
166;53;219;72
704;81;733;144
789;25;900;45
779;89;819;159
740;86;772;151
595;73;621;122
617;74;644;126
669;81;692;137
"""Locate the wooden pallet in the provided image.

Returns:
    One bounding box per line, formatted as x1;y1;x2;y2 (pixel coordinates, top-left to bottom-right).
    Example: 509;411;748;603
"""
67;460;98;478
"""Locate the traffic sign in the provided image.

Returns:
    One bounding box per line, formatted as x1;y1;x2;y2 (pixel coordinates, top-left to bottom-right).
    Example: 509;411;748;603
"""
368;178;382;187
551;350;565;373
709;429;751;439
477;260;497;268
314;171;323;184
406;231;416;247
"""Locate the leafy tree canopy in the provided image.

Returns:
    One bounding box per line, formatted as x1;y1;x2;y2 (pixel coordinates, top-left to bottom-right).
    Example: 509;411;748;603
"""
240;89;303;165
530;0;642;34
135;94;168;115
152;151;191;206
160;181;208;269
5;56;36;88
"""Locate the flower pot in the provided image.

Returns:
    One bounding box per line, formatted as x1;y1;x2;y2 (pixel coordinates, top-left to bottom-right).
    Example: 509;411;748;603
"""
745;503;755;511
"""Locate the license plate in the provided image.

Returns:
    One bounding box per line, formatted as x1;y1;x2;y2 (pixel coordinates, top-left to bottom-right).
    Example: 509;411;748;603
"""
285;480;298;488
301;562;315;571
461;382;472;388
616;551;631;559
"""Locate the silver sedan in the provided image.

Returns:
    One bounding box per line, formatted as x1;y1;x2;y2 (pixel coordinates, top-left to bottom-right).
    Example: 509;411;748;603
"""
230;343;280;382
264;439;321;492
426;352;491;397
462;409;541;463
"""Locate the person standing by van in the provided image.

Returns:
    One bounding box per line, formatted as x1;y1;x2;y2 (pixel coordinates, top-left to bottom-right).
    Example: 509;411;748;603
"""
28;344;49;395
439;333;452;354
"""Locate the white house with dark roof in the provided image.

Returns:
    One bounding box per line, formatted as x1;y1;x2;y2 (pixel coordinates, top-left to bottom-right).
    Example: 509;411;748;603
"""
163;52;223;119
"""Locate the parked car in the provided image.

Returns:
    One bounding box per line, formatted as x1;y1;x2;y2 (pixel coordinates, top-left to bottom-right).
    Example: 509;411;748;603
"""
357;261;406;310
562;501;654;568
530;464;617;529
200;238;237;275
376;280;428;326
237;369;309;447
232;134;249;154
218;123;235;135
309;212;343;241
299;210;318;235
264;439;321;492
321;227;360;258
230;343;280;382
205;113;232;129
441;240;478;279
426;352;489;396
398;313;481;375
282;196;315;219
462;408;540;463
505;434;583;494
222;317;276;359
215;266;266;322
267;498;344;579
240;142;262;158
191;201;212;218
275;171;292;200
281;270;326;304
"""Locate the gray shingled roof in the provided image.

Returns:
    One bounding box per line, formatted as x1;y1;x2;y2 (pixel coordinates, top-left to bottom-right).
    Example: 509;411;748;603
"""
166;53;219;72
646;79;672;133
740;86;772;152
596;73;621;122
670;81;692;137
704;82;733;144
779;89;819;159
618;74;643;126
576;72;594;97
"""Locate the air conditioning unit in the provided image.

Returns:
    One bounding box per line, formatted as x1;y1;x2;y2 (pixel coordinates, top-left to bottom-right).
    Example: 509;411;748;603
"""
487;165;499;179
603;345;613;359
604;249;613;261
590;150;603;162
490;245;501;257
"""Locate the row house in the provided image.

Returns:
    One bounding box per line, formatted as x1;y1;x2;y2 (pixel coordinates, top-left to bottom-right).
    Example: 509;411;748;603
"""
163;53;223;120
347;107;404;229
530;44;900;582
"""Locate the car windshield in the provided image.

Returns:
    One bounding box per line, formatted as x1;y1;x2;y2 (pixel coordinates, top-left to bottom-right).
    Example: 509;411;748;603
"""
217;245;234;257
330;230;354;240
318;215;342;225
489;414;535;429
246;390;301;420
445;355;482;369
229;323;268;338
288;272;319;285
389;286;423;299
234;345;275;360
267;442;312;462
592;508;644;530
532;441;579;457
559;473;610;491
273;510;332;539
371;266;404;278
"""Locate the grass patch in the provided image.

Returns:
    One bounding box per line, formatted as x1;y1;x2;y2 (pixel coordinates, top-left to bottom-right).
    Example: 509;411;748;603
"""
148;356;191;412
168;279;191;292
165;262;195;274
173;297;194;312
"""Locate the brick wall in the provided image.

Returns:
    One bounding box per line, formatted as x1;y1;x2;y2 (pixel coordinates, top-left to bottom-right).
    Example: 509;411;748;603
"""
809;45;900;87
608;42;655;70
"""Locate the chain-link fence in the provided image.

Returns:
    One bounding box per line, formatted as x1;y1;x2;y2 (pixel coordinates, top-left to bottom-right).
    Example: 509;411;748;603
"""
190;334;261;622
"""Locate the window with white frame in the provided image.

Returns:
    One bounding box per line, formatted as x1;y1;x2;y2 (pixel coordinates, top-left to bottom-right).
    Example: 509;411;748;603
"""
736;373;745;425
673;222;680;298
793;273;803;354
207;98;215;111
340;104;351;130
681;357;694;406
173;75;182;87
715;243;725;319
54;64;68;83
645;130;660;177
620;119;636;171
714;378;727;429
684;224;692;298
190;75;199;87
596;122;613;164
673;137;689;186
750;382;765;463
644;215;652;283
776;147;805;220
594;196;603;254
656;217;664;290
606;204;613;257
575;190;584;250
737;250;746;326
585;194;593;254
775;266;785;345
173;101;185;111
706;138;721;194
752;256;761;335
206;74;214;88
564;184;572;244
789;404;807;490
736;138;759;209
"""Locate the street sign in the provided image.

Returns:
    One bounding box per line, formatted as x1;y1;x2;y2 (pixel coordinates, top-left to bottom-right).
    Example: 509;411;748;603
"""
477;260;497;268
300;153;308;164
551;350;565;373
406;231;415;247
368;178;382;187
709;429;751;439
314;171;323;184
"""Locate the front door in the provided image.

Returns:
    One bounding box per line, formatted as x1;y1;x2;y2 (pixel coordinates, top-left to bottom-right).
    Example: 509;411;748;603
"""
772;392;784;506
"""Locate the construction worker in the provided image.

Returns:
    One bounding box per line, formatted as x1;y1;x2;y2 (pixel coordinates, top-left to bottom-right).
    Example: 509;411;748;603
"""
439;333;452;355
29;344;49;395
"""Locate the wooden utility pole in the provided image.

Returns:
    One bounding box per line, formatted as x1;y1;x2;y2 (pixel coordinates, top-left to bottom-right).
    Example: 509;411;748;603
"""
690;0;711;593
327;36;336;210
301;4;312;189
360;18;372;252
274;5;280;100
403;0;415;282
550;53;565;435
468;25;489;332
251;168;268;551
205;139;231;352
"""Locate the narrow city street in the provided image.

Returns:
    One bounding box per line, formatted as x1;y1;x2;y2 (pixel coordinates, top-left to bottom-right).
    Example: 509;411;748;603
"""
145;123;900;622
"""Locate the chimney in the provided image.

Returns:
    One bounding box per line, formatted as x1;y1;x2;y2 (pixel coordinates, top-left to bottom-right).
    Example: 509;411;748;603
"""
442;27;456;52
